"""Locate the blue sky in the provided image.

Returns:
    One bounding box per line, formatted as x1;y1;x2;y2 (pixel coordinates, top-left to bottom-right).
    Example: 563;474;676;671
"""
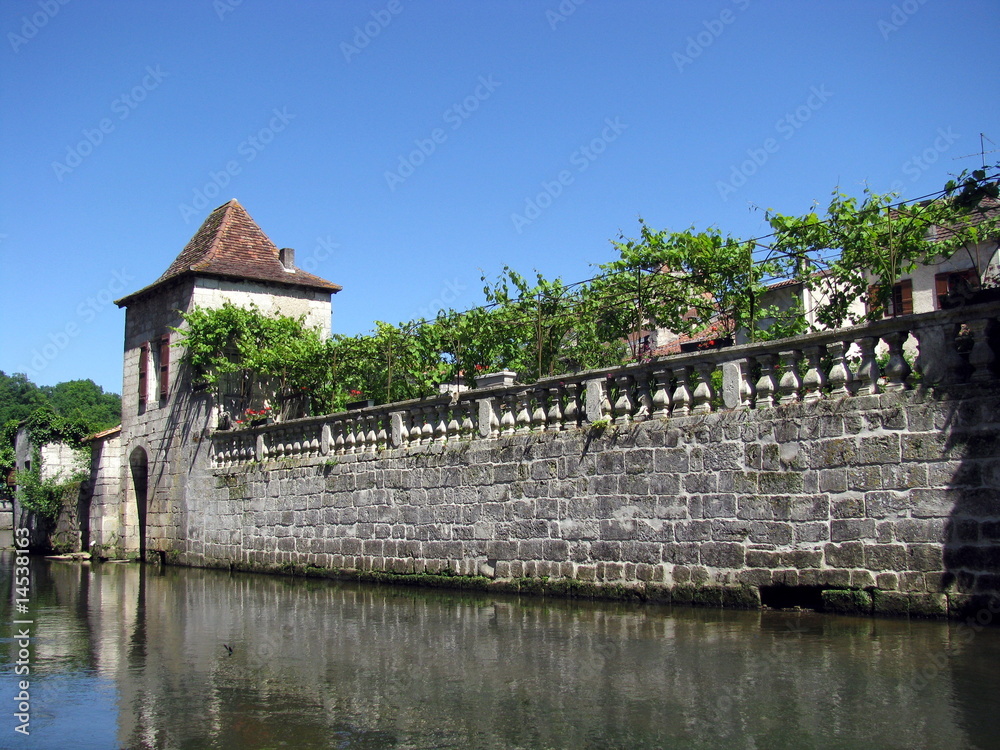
1;0;998;395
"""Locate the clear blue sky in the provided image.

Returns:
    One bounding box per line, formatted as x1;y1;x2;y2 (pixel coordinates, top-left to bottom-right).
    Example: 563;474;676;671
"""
2;0;998;395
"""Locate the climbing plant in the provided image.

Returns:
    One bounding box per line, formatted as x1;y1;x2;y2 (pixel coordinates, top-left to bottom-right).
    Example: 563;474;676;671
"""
11;407;90;521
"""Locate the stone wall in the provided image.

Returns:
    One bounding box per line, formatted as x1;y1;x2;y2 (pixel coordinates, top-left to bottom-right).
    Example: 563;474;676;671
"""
191;382;1000;619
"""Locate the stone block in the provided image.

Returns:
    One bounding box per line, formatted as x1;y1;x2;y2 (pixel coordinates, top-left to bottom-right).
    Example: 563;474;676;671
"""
749;521;793;545
824;542;864;568
821;589;872;615
864;544;908;572
758;471;803;494
908;593;948;617
673;521;712;541
831;519;875;542
711;520;751;542
794;523;829;543
818;468;848;493
699;542;745;569
906;544;944;572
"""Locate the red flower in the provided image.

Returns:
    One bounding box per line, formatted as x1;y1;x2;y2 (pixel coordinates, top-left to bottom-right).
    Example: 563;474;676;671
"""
349;389;363;397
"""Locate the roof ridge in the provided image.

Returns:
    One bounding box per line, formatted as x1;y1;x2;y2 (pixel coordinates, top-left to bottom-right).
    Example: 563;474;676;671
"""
200;199;238;269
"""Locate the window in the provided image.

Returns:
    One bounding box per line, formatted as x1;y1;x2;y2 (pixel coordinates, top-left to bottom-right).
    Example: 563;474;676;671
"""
138;342;149;411
158;334;170;401
935;269;978;309
868;279;913;318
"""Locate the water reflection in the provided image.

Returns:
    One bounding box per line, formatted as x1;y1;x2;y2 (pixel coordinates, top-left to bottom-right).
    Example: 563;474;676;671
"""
1;554;998;749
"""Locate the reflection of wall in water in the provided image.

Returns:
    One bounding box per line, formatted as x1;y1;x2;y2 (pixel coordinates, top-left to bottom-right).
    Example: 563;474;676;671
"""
44;561;991;749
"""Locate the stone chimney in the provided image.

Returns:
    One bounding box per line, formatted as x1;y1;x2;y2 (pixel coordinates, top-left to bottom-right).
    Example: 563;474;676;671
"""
279;247;295;271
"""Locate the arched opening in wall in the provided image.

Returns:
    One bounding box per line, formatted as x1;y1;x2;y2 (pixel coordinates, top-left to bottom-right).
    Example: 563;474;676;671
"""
129;448;149;562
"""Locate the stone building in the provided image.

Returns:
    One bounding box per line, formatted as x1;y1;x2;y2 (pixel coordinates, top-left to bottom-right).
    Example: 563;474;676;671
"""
88;199;340;559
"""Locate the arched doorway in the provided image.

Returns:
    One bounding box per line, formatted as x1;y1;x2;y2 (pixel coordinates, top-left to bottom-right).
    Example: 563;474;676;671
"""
129;447;148;561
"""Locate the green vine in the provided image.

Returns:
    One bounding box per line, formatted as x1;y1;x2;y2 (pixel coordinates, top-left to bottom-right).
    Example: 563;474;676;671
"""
14;446;87;520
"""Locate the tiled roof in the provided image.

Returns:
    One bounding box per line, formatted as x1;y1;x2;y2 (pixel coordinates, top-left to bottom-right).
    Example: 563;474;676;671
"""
84;425;122;442
116;200;342;306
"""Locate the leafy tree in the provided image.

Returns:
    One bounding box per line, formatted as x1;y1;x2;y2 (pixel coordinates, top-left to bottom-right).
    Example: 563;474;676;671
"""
40;379;121;432
174;302;336;419
0;371;47;427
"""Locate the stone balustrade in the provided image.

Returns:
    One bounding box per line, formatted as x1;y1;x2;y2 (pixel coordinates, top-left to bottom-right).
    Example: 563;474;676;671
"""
211;301;999;468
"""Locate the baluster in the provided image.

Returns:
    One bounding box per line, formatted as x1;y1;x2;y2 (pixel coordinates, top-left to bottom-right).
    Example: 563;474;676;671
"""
651;366;672;418
292;431;303;457
531;388;548;432
691;362;715;414
546;385;563;431
882;331;911;391
365;415;378;451
778;350;802;405
420;405;434;445
801;346;825;402
333;420;345;455
434;403;448;443
460;401;474;438
826;341;853;396
912;324;962;386
966;318;996;382
342;419;355;454
501;393;517;436
376;416;388;450
516;392;531;433
613;374;634;425
671;366;692;417
634;370;652;421
754;354;777;408
563;381;581;428
397;411;410;447
447;405;460;440
854;336;880;395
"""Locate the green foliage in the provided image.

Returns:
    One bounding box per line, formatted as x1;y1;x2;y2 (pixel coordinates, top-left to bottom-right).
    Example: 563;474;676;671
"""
14;445;88;521
0;371;47;427
39;380;121;432
175;302;337;418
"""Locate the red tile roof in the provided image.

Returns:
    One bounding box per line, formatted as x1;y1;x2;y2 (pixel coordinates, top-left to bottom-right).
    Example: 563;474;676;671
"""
116;200;342;306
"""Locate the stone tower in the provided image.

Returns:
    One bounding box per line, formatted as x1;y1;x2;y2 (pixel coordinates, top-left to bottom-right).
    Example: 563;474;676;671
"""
111;200;341;559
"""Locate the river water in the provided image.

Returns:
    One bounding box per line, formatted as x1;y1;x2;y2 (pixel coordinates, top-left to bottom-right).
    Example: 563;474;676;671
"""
1;554;999;750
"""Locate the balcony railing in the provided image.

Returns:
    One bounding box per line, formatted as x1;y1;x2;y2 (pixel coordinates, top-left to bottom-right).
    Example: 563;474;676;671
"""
211;300;999;468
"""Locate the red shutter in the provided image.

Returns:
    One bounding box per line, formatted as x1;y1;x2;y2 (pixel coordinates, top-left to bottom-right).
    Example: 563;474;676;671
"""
138;342;149;409
159;334;170;400
893;279;913;316
935;273;950;309
867;285;883;317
